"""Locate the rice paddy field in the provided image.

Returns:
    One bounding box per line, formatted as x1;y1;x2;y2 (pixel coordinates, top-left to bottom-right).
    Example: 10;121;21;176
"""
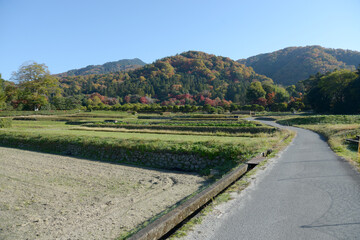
0;111;291;239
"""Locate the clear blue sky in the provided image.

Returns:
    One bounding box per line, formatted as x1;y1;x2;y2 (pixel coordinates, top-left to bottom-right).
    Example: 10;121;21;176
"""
1;0;359;80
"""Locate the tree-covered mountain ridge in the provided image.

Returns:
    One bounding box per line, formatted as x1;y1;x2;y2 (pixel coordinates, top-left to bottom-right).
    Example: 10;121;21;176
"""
59;51;271;104
56;58;146;77
238;45;360;86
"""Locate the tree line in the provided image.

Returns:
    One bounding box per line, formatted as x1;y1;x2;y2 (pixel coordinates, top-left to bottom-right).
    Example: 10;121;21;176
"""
0;58;308;113
303;67;360;114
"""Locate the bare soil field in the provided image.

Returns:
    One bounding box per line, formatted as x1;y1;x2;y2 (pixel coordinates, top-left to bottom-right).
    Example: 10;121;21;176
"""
0;146;206;240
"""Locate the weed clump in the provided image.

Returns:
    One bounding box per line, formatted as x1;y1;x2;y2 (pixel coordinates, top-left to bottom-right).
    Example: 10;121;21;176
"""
0;118;12;128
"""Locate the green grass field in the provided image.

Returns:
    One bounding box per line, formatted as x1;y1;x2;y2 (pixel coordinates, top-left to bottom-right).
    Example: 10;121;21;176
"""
0;111;291;176
6;120;275;144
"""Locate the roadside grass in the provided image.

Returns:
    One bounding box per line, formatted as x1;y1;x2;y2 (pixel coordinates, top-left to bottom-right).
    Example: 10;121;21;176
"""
275;114;360;170
167;130;295;239
294;124;360;169
276;115;360;125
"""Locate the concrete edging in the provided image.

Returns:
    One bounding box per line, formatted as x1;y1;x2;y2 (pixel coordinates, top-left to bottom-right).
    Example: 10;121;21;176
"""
128;163;249;240
128;129;292;240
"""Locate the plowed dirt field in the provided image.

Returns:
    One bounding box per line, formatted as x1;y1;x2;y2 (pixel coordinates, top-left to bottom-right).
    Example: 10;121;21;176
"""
0;147;205;239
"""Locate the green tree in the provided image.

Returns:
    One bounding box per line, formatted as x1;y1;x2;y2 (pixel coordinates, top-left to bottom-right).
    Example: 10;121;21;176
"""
0;74;6;109
261;80;275;94
286;85;297;97
274;85;290;103
246;81;266;103
11;62;61;110
318;70;357;113
304;70;358;113
52;96;66;110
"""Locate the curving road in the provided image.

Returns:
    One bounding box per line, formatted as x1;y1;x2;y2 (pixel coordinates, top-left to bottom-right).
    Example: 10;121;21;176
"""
183;120;360;240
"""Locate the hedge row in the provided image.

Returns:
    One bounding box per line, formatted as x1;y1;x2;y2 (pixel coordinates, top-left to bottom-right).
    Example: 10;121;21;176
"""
84;123;277;134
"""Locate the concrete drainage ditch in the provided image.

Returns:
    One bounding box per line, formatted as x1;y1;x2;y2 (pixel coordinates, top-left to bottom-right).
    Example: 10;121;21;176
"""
128;152;268;240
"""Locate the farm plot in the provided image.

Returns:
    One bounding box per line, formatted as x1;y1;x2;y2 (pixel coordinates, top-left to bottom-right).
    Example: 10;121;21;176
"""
0;147;206;240
0;118;283;174
0;112;290;239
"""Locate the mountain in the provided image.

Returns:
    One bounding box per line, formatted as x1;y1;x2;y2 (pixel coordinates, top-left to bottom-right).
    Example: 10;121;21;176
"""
59;51;271;104
57;58;146;77
238;46;360;85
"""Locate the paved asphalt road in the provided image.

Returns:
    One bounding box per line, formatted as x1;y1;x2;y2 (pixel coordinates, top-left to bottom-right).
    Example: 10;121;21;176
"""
183;120;360;240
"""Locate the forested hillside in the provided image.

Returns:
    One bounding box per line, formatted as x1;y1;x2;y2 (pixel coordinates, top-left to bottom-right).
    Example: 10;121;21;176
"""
59;51;271;104
303;68;360;114
57;58;146;77
238;46;360;85
9;47;360;113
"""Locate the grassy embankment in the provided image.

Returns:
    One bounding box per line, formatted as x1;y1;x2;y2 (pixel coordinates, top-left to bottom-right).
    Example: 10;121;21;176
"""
277;115;360;169
0;111;289;175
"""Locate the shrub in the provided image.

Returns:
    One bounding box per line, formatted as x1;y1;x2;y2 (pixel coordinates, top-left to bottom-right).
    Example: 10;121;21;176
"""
0;118;12;128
